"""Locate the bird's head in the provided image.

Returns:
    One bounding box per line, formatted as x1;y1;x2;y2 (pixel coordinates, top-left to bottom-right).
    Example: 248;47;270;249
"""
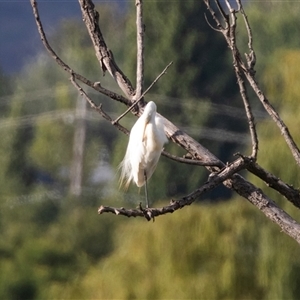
143;101;157;122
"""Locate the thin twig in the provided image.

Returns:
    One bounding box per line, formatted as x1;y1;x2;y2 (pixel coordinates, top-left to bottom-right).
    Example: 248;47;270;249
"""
214;0;228;25
237;0;256;71
204;0;225;30
244;75;300;166
135;0;144;100
236;0;253;51
208;0;258;158
112;61;173;124
70;75;129;135
204;13;222;32
234;1;258;159
233;62;258;159
162;150;219;166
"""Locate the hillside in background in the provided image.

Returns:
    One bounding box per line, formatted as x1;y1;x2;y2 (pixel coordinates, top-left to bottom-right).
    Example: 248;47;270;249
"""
0;1;126;74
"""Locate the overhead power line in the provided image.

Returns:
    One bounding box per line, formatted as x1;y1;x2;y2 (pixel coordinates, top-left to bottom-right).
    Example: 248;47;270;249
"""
0;88;268;144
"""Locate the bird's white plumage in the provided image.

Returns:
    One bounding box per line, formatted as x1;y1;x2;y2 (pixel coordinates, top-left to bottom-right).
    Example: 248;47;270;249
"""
119;101;168;190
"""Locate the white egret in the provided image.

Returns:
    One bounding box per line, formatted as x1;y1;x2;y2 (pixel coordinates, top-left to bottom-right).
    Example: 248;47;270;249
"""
119;101;168;208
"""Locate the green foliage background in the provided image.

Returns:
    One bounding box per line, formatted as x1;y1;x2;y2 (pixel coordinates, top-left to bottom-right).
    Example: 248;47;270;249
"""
0;1;300;299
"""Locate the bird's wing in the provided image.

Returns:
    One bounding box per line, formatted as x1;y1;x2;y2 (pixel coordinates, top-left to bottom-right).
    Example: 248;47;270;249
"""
155;115;168;146
119;149;133;189
128;115;148;187
119;117;145;189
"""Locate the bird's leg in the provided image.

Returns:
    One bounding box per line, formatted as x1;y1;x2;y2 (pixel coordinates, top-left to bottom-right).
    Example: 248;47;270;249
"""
144;170;149;208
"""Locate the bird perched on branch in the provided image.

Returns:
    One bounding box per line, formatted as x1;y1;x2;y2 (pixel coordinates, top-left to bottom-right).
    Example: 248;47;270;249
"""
119;101;168;208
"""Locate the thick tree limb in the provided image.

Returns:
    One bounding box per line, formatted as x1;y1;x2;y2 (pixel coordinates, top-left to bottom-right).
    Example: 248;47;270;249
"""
78;0;135;98
247;162;300;209
226;173;300;244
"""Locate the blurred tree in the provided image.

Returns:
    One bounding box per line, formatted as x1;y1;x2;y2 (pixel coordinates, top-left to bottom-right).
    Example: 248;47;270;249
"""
0;201;118;299
0;5;126;299
0;5;126;198
0;67;12;117
40;200;300;300
240;0;300;76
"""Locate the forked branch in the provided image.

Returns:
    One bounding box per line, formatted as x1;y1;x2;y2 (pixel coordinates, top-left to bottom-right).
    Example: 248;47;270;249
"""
78;0;135;98
204;0;300;166
70;75;129;135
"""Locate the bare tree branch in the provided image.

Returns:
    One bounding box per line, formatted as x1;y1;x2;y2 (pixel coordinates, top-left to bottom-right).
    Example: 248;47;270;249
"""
204;0;226;30
70;75;129;136
239;1;256;71
78;0;135;98
145;112;300;243
225;173;300;244
239;4;300;164
214;0;228;25
205;0;300;166
234;65;258;159
112;61;173;124
246;162;300;209
244;69;300;166
135;0;144;100
162;150;219;166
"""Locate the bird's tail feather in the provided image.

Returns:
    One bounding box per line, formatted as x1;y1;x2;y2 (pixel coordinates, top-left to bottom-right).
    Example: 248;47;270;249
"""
118;158;132;190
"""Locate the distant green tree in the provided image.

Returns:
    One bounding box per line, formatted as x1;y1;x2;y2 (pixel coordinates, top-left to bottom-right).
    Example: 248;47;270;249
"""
0;67;11;117
0;10;125;198
41;200;300;300
0;6;126;299
0;200;117;300
241;0;300;76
